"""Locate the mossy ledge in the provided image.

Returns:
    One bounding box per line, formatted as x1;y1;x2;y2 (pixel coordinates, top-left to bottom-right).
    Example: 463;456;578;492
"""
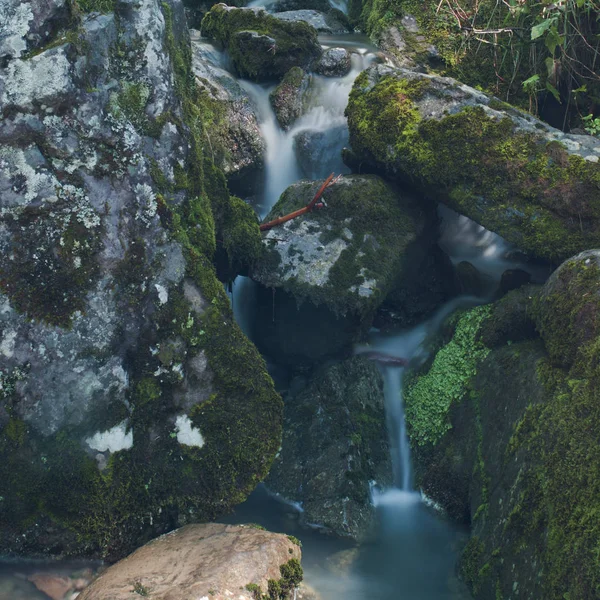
346;65;600;263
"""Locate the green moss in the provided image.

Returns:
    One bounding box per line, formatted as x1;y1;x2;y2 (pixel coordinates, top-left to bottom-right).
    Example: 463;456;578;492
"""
244;559;303;600
75;0;115;13
404;305;491;446
201;4;321;81
458;537;485;595
346;74;600;261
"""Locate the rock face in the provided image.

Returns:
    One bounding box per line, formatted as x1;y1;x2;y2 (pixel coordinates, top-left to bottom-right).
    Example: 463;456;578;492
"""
190;31;265;188
267;357;392;540
0;0;281;560
78;524;302;600
346;64;600;262
407;274;600;600
269;66;310;130
201;4;322;81
250;175;442;363
313;47;352;77
272;9;350;34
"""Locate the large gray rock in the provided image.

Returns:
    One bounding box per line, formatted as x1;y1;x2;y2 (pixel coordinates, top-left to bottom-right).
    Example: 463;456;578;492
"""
313;47;351;77
346;64;600;262
78;524;302;600
269;66;310;130
272;9;349;34
267;357;392;540
191;31;265;187
0;0;280;560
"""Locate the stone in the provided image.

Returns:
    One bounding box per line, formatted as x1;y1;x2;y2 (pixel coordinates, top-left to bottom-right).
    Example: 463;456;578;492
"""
346;64;600;262
201;4;322;81
499;267;531;294
0;0;281;560
191;31;266;187
78;524;302;600
269;66;310;130
294;125;349;179
313;47;352;77
272;9;350;34
267;357;392;540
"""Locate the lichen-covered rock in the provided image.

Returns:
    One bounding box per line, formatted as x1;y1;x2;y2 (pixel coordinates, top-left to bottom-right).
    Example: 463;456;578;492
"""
272;9;350;34
78;523;302;600
407;278;600;600
0;0;281;560
190;31;266;188
267;357;392;540
201;4;322;81
346;64;600;262
269;66;310;130
313;47;351;77
249;175;446;363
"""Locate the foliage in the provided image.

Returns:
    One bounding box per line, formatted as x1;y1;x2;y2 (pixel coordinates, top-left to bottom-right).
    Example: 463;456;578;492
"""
405;305;492;446
583;113;600;136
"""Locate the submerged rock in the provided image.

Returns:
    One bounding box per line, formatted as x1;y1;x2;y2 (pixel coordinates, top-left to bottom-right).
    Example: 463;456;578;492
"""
313;47;352;77
78;524;302;600
267;357;392;540
191;31;266;188
407;272;600;599
250;175;442;363
269;66;311;130
294;125;349;179
346;64;600;262
201;4;322;81
0;0;281;559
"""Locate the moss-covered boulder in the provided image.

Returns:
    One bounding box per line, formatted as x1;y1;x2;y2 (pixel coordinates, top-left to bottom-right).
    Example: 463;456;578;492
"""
406;277;600;599
201;4;322;81
249;175;448;363
267;356;392;540
346;64;600;263
0;0;280;560
269;67;310;130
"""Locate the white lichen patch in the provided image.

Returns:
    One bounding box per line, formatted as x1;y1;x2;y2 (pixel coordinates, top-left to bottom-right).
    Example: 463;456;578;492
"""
135;183;158;226
0;329;17;358
86;420;133;453
155;283;168;305
174;414;205;448
264;219;347;287
0;1;34;59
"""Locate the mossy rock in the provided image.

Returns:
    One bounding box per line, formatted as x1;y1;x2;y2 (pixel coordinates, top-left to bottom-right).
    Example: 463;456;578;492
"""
346;65;600;263
201;4;322;81
269;67;310;130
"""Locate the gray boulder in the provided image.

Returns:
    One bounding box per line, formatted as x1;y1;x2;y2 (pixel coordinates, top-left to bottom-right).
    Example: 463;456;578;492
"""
0;0;280;560
267;357;392;540
269;66;310;130
294;125;349;179
313;47;351;77
272;9;349;34
191;31;265;187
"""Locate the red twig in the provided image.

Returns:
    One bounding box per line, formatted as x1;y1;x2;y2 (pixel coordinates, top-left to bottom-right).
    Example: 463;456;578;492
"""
259;173;338;232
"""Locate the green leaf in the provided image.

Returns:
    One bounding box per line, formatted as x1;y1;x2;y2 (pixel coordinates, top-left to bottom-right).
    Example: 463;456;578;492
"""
544;27;564;55
531;18;553;40
522;74;540;92
545;57;556;77
546;81;561;103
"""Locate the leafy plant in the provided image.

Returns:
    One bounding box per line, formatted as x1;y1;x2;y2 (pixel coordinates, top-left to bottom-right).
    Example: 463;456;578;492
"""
582;114;600;136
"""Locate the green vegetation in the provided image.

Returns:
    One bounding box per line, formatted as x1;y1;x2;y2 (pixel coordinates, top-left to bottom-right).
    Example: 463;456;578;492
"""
346;71;600;262
404;305;491;446
201;4;321;80
245;559;303;599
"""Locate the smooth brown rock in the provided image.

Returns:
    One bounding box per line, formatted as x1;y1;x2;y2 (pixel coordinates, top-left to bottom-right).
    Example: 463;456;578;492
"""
78;524;301;600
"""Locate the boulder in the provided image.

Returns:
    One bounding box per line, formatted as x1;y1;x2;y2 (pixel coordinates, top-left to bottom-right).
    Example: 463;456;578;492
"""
267;357;392;540
346;64;600;262
0;0;281;560
272;9;350;34
407;278;600;599
78;524;302;600
270;0;330;12
201;4;322;81
269;66;310;130
313;47;352;77
294;125;349;179
250;175;439;363
191;31;266;188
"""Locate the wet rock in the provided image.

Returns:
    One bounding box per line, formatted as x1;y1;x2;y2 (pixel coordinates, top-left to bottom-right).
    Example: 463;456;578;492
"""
250;175;435;363
499;267;530;294
270;0;330;13
0;575;50;600
294;125;349;179
267;357;392;540
78;524;302;600
0;0;281;560
272;9;350;34
313;47;351;77
346;64;600;262
455;261;483;297
191;31;265;187
201;4;322;81
269;66;310;130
